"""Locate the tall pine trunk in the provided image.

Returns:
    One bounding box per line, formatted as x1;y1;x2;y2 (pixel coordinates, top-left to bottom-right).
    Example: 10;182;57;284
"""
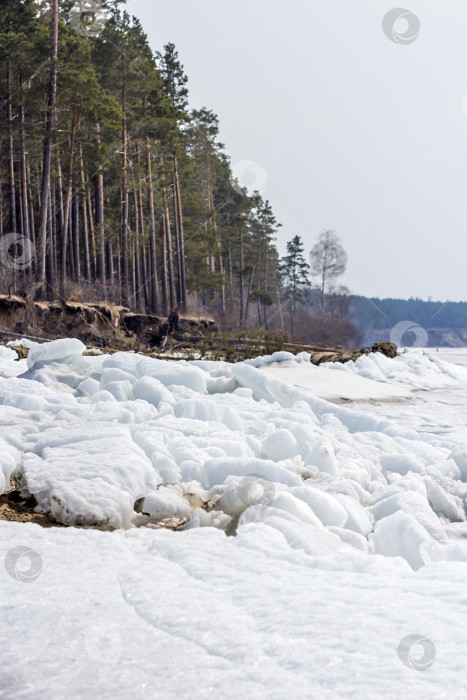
160;211;169;315
95;124;105;288
79;146;91;280
120;79;129;306
7;61;17;235
145;138;160;313
173;155;187;309
244;264;256;327
37;0;59;296
19;89;31;261
239;226;244;325
60;120;76;295
159;156;175;311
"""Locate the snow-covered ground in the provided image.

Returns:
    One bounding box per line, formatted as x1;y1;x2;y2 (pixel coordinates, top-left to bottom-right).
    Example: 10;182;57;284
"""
1;341;467;698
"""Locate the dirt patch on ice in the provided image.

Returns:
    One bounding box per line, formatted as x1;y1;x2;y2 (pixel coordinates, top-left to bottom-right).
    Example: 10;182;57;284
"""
0;491;63;528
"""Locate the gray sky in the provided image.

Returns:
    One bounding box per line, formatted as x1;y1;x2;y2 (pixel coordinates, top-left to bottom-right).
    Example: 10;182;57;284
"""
127;0;467;302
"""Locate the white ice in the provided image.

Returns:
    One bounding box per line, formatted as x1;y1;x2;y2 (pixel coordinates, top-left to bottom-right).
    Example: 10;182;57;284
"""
1;341;467;697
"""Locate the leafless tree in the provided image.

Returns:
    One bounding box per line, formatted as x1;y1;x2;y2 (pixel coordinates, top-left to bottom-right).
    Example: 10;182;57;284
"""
310;231;347;313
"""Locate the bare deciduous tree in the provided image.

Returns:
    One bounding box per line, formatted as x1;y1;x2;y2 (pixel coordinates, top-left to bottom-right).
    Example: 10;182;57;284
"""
310;230;347;313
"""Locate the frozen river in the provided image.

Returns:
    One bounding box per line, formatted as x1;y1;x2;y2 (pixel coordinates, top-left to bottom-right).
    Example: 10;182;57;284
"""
352;348;467;444
2;341;467;699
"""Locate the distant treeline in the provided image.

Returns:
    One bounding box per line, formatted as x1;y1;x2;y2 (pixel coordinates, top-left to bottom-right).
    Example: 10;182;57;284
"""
350;295;467;331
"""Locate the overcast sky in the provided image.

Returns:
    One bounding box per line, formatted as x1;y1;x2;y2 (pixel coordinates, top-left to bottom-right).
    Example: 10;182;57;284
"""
126;0;467;302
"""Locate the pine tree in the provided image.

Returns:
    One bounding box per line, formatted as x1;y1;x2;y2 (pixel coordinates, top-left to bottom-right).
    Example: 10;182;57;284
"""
0;1;288;331
280;235;310;338
157;43;190;311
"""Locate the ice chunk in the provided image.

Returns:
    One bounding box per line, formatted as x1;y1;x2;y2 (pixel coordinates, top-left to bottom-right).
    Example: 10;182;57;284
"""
2;392;49;412
101;367;137;387
370;492;447;542
291;485;347;527
206;375;237;394
173;397;243;432
101;352;141;376
7;337;37;349
334;493;374;536
425;459;461;481
137;357;207;393
239;510;342;555
267;491;323;527
232;363;297;406
103;380;134;402
327;526;370;551
142;488;192;522
372;511;432;570
261;429;300;462
132;376;175;408
0;437;21;494
424;478;465;522
27;338;86;369
202;457;302;489
90;389;117;403
0;345;18;361
181;507;231;530
379;453;425;476
296;351;311;363
450;446;467;481
304;437;339;476
22;426;159;528
76;377;100;398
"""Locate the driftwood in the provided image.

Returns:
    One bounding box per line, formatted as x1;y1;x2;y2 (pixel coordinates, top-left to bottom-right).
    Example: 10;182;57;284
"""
0;329;48;343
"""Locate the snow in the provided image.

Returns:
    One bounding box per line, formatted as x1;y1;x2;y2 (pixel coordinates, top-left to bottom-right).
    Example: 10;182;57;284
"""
2;519;467;698
2;340;467;696
0;436;21;494
7;337;37;348
0;344;19;360
259;348;467;402
263;360;411;401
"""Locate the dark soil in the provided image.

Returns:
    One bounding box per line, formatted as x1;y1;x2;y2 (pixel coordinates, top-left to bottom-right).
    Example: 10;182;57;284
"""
0;491;62;528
